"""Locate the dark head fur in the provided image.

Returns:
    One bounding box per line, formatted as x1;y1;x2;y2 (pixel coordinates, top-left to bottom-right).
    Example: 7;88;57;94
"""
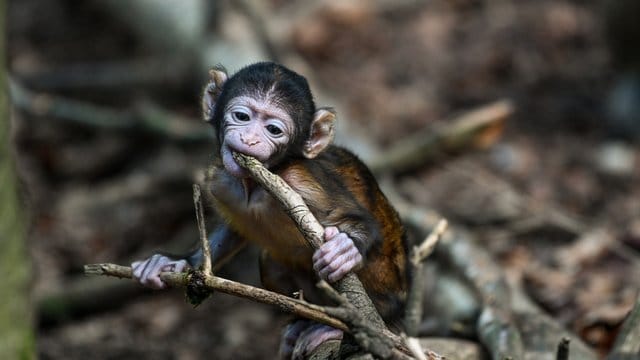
212;62;316;161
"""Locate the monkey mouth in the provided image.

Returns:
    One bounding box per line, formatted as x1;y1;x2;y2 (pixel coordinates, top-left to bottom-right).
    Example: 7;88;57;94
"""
221;145;250;179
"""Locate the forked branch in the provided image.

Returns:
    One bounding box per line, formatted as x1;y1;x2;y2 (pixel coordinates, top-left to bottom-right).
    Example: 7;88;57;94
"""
85;157;444;359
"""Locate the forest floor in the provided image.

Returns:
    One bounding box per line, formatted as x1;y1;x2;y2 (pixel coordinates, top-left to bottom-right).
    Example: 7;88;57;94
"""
8;0;640;359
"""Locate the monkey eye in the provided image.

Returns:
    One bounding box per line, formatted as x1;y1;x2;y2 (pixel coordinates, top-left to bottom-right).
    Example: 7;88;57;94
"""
233;112;250;122
266;124;283;136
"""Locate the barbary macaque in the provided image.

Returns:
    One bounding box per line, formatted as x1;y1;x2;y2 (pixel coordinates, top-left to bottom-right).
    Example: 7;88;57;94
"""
132;62;408;358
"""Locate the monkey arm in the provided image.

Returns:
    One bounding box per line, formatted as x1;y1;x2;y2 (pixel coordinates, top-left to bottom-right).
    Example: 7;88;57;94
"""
313;201;383;260
185;225;247;271
338;213;383;258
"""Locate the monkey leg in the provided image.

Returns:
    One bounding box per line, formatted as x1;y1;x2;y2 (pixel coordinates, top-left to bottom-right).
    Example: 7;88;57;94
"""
279;319;312;359
260;251;343;359
259;250;299;297
260;251;306;359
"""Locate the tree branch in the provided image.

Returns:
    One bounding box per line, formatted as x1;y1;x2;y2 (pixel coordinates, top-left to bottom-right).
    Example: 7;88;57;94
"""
369;100;512;175
84;156;448;358
386;192;525;360
232;152;387;329
9;79;211;142
84;263;348;331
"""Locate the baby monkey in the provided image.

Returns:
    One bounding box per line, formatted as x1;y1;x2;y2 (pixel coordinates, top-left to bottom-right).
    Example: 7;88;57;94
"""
132;62;408;359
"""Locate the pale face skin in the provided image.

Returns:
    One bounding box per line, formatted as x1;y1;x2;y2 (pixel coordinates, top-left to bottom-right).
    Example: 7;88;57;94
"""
220;96;294;178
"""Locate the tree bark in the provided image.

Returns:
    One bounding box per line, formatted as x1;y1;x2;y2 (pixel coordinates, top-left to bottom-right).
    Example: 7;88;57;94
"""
0;0;36;356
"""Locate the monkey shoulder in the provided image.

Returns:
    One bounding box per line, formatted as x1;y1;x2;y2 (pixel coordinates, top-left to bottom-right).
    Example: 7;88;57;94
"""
289;146;374;183
277;146;375;205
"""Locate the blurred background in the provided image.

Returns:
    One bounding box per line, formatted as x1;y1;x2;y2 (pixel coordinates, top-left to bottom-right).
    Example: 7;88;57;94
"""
5;0;640;359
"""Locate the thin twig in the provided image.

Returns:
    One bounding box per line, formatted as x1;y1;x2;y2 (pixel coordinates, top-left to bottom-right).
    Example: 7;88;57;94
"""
412;219;448;264
192;184;212;275
404;218;448;336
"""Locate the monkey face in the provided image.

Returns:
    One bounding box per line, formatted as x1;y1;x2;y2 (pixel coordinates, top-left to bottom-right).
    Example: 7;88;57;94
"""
221;96;294;178
203;62;336;177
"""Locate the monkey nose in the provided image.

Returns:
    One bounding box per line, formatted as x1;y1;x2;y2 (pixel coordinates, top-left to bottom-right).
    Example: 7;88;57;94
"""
240;134;260;146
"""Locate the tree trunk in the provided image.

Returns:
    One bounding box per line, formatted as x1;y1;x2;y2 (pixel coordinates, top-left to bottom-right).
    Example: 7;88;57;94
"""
0;0;36;357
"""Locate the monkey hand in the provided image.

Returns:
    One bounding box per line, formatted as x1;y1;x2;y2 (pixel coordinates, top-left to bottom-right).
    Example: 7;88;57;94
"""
312;227;363;283
131;255;189;290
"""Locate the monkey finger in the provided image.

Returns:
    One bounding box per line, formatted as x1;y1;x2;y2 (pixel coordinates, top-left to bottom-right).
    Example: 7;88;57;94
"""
141;255;168;289
145;275;166;290
317;232;349;255
314;235;355;266
326;252;351;274
141;267;166;289
136;256;161;281
316;256;345;281
173;260;188;273
131;261;144;279
316;263;333;281
327;257;361;283
323;226;340;241
160;264;174;272
313;247;345;274
313;248;340;274
140;255;161;280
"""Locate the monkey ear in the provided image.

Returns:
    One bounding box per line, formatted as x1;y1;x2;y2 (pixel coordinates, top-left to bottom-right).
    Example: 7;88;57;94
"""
303;108;336;159
202;66;229;122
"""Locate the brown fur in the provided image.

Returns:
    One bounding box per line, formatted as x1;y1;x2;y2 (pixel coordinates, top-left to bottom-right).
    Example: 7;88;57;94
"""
206;145;408;326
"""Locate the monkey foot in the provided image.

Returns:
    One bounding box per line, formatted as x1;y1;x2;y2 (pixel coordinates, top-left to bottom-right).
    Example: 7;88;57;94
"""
291;324;343;360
